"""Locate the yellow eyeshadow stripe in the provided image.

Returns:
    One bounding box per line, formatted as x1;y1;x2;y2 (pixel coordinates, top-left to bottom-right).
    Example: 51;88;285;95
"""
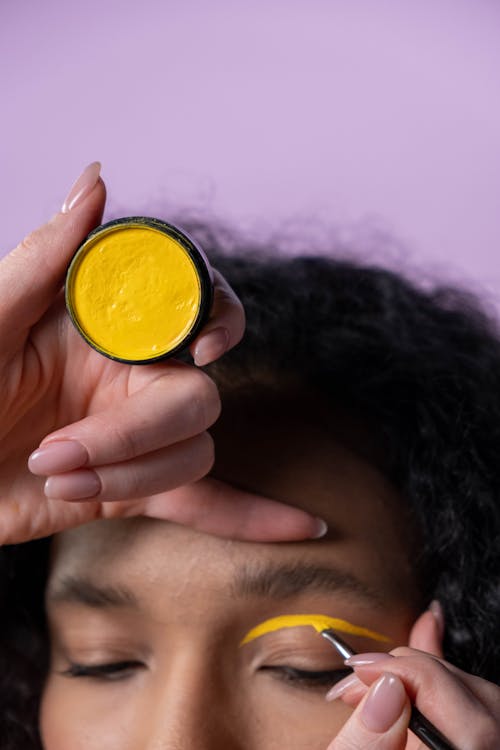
240;614;390;646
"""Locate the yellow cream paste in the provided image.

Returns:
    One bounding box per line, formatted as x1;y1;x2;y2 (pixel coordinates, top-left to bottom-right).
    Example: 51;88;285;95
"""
67;225;202;361
240;614;390;646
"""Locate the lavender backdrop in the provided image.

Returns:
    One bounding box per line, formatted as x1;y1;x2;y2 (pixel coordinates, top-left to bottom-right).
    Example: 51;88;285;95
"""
1;1;499;303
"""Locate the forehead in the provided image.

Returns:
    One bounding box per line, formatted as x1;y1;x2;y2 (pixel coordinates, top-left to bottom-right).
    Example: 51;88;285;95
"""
49;394;418;611
210;388;410;555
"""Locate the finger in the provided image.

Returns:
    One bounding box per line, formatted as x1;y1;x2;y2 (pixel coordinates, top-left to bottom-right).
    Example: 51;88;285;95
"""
390;646;500;709
28;364;221;473
326;672;368;708
0;163;105;347
44;432;215;502
327;673;411;750
408;605;444;657
190;269;246;366
351;646;499;707
138;477;328;541
345;649;500;748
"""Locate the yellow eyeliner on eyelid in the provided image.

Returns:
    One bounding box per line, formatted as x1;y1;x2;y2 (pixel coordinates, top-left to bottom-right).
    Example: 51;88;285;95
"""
239;614;390;646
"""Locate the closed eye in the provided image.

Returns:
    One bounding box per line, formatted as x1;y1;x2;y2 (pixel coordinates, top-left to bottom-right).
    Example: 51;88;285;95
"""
259;665;352;690
60;660;146;681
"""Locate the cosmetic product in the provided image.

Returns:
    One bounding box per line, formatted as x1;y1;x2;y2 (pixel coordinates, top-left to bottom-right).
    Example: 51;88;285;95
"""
240;614;390;646
65;217;213;363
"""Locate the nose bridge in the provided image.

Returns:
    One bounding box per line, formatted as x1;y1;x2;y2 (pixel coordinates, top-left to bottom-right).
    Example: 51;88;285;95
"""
143;651;245;750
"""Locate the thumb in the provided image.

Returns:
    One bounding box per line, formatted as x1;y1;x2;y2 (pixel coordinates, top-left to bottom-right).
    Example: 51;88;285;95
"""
0;162;105;346
328;673;411;750
408;601;445;657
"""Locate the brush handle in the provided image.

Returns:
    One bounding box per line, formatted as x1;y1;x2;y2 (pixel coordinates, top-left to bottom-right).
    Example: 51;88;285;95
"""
409;706;458;750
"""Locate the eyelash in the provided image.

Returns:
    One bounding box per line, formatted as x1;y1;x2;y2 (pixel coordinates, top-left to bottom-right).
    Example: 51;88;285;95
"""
61;661;145;681
61;662;352;691
260;665;352;689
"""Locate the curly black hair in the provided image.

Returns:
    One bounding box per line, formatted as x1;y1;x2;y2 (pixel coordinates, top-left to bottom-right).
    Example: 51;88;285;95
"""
1;235;500;748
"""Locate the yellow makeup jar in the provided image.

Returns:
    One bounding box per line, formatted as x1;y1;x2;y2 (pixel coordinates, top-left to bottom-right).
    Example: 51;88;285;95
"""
65;217;213;364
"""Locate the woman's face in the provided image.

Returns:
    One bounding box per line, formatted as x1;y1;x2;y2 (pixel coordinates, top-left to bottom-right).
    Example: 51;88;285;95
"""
40;392;421;749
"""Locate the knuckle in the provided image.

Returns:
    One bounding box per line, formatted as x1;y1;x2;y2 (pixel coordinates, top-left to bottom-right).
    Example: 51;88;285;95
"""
113;462;142;499
126;465;143;498
18;229;41;254
10;225;53;281
16;227;53;272
389;649;442;675
92;415;138;462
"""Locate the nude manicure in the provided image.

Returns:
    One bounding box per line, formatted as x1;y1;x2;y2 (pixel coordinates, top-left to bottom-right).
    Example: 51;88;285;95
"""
361;673;406;733
429;599;445;639
312;517;328;539
28;440;89;476
61;161;101;213
44;470;101;500
194;327;230;366
325;673;362;701
345;652;393;667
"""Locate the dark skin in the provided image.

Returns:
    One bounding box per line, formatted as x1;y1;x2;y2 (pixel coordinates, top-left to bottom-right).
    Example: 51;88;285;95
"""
210;389;420;609
0;168;320;546
4;167;499;748
40;397;438;749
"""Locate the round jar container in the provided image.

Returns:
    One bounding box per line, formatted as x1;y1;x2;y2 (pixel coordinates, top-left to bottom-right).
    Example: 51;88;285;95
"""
65;217;213;364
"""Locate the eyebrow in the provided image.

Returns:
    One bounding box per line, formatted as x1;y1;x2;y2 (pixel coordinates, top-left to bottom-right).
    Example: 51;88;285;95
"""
47;576;139;609
231;562;383;605
47;563;381;611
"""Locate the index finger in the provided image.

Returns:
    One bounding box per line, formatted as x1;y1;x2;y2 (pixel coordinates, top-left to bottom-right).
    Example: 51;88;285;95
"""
190;269;246;366
349;647;499;707
345;649;499;749
137;477;328;542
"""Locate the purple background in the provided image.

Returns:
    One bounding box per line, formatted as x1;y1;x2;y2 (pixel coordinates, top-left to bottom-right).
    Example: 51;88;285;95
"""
1;1;499;303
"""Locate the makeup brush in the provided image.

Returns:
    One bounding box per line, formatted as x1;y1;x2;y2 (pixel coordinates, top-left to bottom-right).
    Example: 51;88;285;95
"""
321;630;457;750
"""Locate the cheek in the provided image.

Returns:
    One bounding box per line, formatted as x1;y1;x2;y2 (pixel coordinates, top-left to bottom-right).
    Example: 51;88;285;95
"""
39;677;139;750
39;673;354;750
244;681;353;748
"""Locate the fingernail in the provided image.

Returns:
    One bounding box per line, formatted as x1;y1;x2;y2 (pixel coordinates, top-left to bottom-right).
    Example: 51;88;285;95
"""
28;440;89;476
312;517;328;539
194;327;230;366
61;161;101;213
345;653;393;667
361;673;406;732
429;599;445;639
325;673;361;701
44;470;101;500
